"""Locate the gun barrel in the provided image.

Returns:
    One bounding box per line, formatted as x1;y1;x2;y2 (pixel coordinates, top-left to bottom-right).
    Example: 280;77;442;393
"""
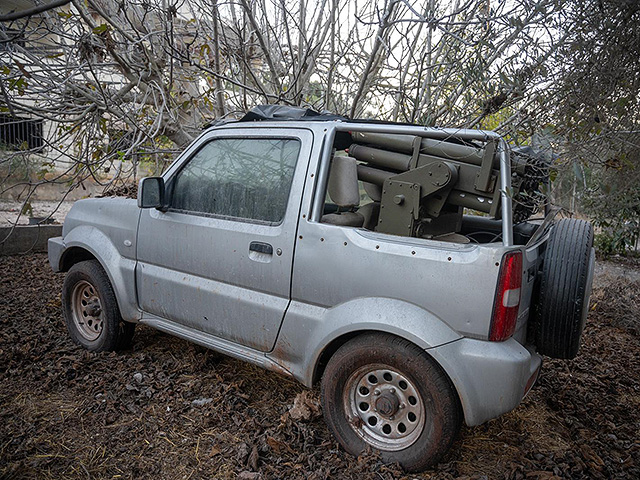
351;132;496;168
356;164;394;186
447;190;494;214
420;138;490;167
352;132;416;154
349;144;411;171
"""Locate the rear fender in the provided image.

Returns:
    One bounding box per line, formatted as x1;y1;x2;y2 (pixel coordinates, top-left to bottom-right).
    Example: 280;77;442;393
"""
269;297;462;387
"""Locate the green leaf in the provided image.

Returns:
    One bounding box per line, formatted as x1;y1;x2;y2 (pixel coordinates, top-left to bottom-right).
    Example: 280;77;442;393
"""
93;24;109;35
8;77;27;95
21;202;33;216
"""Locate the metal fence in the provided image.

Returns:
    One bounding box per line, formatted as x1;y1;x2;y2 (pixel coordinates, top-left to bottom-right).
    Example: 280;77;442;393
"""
0;113;44;151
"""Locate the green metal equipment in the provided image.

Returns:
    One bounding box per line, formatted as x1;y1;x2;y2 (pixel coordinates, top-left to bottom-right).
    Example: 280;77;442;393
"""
348;132;548;238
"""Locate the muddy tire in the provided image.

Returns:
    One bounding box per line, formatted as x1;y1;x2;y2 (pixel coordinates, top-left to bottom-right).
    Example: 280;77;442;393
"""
62;260;135;352
320;333;461;472
533;218;595;359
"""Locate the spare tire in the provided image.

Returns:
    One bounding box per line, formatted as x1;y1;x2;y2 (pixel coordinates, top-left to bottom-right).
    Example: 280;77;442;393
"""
532;218;595;359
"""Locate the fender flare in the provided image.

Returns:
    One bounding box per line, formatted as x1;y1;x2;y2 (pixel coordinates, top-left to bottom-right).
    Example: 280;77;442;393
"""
269;297;462;387
59;225;141;322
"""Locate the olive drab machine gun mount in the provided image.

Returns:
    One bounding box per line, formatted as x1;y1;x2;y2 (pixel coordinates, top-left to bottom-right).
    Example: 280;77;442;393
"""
347;132;549;239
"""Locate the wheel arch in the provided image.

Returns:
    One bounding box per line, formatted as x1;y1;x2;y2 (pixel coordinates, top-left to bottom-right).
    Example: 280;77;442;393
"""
311;330;464;409
273;297;462;390
312;329;372;384
59;246;98;272
311;328;463;385
58;225;141;322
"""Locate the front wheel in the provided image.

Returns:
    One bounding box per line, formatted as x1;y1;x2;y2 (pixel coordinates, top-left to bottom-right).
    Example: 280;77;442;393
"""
321;333;462;472
62;260;135;352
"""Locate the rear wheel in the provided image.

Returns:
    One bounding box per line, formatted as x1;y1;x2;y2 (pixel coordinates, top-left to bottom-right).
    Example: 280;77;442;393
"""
533;218;595;359
62;260;135;352
321;333;461;472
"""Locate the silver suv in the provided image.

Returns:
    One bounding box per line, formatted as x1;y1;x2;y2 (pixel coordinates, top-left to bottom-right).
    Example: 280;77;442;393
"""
49;107;595;472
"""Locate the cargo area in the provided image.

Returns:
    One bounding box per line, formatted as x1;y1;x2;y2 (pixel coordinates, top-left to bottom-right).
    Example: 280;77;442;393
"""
320;129;550;246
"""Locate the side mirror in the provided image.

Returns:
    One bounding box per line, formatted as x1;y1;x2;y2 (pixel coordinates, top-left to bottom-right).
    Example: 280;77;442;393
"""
138;177;165;209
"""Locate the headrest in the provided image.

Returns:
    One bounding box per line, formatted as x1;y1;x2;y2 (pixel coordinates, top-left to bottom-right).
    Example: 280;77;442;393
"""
328;155;360;208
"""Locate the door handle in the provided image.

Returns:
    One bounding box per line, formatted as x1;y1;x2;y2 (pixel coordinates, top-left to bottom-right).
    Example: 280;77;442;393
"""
249;241;273;255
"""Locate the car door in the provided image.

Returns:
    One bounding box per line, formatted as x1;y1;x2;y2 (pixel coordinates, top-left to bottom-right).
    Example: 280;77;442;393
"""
135;127;313;352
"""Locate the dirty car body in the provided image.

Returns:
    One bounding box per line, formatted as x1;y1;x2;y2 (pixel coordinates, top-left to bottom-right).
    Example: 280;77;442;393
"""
49;111;595;471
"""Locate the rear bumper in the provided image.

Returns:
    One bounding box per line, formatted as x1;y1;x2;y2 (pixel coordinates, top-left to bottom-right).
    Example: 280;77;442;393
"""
48;236;64;272
428;337;542;426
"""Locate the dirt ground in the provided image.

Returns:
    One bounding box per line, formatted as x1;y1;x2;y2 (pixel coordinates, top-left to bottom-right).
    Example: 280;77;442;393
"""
1;254;638;480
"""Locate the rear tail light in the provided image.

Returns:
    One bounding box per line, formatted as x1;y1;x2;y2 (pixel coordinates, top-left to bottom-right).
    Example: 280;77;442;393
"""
489;250;523;341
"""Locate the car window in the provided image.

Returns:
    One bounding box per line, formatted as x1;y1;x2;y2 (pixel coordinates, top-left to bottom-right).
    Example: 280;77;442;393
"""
171;137;301;223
